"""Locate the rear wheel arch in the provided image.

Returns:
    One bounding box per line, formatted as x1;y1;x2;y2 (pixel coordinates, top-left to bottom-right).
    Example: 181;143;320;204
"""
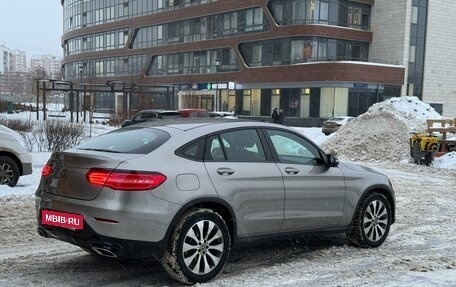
165;198;237;246
161;201;234;283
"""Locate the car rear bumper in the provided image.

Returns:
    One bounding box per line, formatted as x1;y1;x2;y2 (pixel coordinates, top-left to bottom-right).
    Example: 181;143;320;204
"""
36;222;167;259
18;152;33;175
35;190;182;245
22;162;32;175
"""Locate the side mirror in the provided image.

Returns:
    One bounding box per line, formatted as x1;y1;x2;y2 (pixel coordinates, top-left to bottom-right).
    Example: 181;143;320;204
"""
327;154;339;167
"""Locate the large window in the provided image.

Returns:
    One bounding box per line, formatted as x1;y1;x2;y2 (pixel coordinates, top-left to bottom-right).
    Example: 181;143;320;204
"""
348;7;361;28
245;8;265;32
345;2;371;30
407;0;427;100
239;37;368;67
64;55;147;79
243;45;263;67
291;40;304;62
268;0;370;30
63;0;219;32
223;12;238;35
269;0;330;25
64;29;129;56
132;7;268;49
149;48;239;76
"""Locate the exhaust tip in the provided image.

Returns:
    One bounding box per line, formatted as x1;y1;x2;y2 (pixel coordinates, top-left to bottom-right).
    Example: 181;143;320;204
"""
91;246;118;258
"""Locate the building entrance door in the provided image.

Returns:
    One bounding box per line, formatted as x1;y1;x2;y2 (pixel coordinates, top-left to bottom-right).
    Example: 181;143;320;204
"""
200;95;214;111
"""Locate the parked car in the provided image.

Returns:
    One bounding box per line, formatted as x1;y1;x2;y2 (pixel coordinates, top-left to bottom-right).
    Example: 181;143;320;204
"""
121;109;182;127
36;120;395;284
0;125;33;187
322;116;355;135
209;111;238;119
178;108;210;118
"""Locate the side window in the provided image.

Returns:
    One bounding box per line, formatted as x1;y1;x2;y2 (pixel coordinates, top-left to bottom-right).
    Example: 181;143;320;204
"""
132;113;143;120
141;112;158;119
206;135;226;161
178;138;205;161
266;129;322;165
219;129;266;162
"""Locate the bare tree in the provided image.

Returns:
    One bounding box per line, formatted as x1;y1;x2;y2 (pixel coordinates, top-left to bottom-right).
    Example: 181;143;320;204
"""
5;71;28;99
26;67;48;105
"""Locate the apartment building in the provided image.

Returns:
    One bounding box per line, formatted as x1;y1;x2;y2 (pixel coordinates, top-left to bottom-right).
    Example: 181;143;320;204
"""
59;0;454;120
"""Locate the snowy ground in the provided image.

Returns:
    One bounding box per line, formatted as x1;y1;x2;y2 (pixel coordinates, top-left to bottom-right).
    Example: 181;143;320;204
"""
1;152;455;287
1;98;456;286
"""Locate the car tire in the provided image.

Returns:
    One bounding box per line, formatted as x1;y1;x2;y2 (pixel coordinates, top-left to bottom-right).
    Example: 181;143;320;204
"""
347;193;392;248
161;208;230;284
0;156;20;187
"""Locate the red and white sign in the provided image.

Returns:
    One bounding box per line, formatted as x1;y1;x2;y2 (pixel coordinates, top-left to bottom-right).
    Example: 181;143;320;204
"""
41;210;84;230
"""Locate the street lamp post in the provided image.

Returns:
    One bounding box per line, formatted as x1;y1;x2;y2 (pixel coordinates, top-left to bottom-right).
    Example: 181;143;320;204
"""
215;58;220;111
77;66;83;123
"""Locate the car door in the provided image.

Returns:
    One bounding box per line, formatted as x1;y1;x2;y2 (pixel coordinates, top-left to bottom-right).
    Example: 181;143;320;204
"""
263;128;346;231
204;128;285;237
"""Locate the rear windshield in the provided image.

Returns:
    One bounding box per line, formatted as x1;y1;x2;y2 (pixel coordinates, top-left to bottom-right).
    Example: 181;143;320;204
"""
161;111;182;118
76;127;170;154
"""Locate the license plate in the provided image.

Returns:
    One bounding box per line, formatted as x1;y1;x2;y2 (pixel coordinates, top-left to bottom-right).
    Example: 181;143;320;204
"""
41;210;84;230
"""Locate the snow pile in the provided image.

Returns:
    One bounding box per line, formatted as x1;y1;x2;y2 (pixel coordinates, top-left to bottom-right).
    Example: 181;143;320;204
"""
366;96;442;131
321;97;442;162
433;152;456;169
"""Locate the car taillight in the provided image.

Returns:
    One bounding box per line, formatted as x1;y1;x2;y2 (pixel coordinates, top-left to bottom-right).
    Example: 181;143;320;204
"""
86;169;167;191
41;164;53;177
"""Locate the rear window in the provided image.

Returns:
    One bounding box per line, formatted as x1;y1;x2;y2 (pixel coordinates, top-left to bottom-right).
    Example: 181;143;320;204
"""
160;111;182;118
76;128;170;154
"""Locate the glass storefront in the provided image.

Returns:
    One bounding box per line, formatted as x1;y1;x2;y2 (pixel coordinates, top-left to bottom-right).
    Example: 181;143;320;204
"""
178;85;399;118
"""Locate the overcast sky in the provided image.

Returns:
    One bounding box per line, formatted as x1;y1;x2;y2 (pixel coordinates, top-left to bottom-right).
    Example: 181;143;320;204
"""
0;0;63;57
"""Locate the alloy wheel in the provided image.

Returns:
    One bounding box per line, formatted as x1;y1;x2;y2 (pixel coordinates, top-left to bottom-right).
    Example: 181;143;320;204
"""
0;162;14;185
363;199;389;242
182;219;225;275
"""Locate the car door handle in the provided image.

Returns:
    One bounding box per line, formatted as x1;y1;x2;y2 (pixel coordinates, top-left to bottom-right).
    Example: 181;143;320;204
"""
217;168;235;176
285;167;299;175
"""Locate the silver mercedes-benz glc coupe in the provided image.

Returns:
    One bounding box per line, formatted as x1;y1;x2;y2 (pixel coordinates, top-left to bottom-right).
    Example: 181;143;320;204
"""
35;119;395;284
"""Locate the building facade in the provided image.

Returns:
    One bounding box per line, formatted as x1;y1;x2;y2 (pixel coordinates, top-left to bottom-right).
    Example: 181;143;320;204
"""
422;0;456;116
0;45;28;73
1;45;28;98
30;55;63;79
63;0;450;123
1;45;15;74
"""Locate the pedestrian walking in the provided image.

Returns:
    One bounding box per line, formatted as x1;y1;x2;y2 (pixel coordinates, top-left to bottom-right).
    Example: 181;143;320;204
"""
271;108;279;123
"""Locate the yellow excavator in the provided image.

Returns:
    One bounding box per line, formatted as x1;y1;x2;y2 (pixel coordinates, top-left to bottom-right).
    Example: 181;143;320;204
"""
410;119;456;166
